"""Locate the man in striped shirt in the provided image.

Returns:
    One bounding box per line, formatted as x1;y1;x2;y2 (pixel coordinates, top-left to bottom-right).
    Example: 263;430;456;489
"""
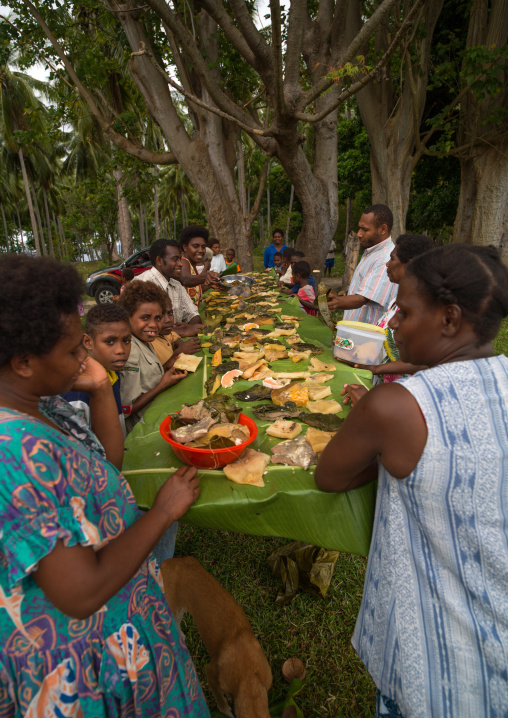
328;205;397;325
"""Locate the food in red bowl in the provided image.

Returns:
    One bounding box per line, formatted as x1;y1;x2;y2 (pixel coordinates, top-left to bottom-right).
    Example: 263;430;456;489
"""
159;413;258;469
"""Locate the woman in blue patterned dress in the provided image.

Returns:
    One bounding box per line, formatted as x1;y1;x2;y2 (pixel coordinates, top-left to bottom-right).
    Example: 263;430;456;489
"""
316;244;508;717
0;255;210;717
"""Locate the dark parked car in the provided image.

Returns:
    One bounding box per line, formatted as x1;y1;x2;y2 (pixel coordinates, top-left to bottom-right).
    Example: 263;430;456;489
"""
85;248;152;304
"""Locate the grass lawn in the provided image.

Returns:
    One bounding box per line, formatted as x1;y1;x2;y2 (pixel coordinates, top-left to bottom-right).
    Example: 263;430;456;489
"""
74;253;508;717
175;527;374;717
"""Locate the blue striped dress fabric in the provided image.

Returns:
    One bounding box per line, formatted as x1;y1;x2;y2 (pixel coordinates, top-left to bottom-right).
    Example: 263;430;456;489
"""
352;355;508;717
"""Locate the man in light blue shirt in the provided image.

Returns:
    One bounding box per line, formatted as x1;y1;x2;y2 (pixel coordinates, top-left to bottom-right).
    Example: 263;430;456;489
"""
263;228;287;269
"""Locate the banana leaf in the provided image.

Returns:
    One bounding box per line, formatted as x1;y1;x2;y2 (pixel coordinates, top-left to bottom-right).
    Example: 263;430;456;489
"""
123;296;376;556
267;541;340;605
220;262;239;276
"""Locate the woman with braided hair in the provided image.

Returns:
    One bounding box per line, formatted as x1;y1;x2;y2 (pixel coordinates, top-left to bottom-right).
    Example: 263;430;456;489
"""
316;244;508;717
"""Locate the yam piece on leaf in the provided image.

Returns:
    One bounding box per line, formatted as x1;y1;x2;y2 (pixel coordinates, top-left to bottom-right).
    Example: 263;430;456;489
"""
271;382;309;407
251;366;276;381
271;436;318;470
264;343;287;352
306;385;332;401
306;399;343;414
242;358;268;379
310;357;336;372
264;349;289;362
308;373;334;384
223;448;270;488
266;327;296;338
289;350;312;363
234;351;264;362
173;355;203;372
305;426;337;453
266;420;302;439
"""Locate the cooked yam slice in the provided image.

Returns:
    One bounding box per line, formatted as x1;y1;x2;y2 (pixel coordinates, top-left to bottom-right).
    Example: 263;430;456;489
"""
264;349;289;362
308;373;334;384
266;420;302;439
305;426;337;452
173;355;203;372
306;399;343;414
242;358;268;379
233;351;264;362
288;350;312;363
223;448;270;488
264;343;287;351
307;385;332;401
266;327;296;337
310;357;336;372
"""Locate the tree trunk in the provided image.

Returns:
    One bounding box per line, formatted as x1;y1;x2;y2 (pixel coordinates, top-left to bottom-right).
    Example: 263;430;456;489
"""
266;184;271;241
42;186;55;257
369;141;413;239
237;139;246;215
28;175;47;255
18;149;41;255
15;207;25;252
452;0;508;263
0;203;9;249
453;142;508;263
52;211;62;259
113;166;133;257
138;202;145;245
285;184;294;244
353;0;444;240
153;165;160;241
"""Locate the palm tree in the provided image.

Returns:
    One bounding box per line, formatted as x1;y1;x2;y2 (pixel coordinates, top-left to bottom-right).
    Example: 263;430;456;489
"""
0;42;50;255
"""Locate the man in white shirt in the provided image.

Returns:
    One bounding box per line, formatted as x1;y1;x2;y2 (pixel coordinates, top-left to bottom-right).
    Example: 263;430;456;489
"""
327;205;397;325
139;239;205;337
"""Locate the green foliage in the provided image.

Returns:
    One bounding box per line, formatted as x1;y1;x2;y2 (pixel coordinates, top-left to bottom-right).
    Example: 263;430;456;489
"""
407;155;460;239
336;113;371;207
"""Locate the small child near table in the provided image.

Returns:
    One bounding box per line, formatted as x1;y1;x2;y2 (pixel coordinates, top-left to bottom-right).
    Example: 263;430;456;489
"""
225;248;241;273
118;281;188;433
61;303;131;437
292;260;316;316
273;251;283;276
152;298;201;368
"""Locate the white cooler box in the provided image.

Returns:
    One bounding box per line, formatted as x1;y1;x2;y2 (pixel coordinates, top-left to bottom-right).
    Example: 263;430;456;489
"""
333;320;386;365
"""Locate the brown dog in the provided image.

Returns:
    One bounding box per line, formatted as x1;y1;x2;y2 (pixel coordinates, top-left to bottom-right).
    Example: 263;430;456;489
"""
161;556;273;718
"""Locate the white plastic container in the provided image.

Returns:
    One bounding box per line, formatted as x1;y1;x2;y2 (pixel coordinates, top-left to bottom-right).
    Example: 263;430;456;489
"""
333;320;386;366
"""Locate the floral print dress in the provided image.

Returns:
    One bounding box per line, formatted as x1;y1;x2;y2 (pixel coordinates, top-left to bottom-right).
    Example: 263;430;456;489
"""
0;397;209;718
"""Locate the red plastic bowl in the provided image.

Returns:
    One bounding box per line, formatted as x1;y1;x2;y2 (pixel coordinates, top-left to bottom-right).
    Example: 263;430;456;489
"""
159;413;258;469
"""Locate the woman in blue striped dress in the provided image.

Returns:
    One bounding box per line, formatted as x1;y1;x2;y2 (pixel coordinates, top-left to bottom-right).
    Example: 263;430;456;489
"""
316;244;508;717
